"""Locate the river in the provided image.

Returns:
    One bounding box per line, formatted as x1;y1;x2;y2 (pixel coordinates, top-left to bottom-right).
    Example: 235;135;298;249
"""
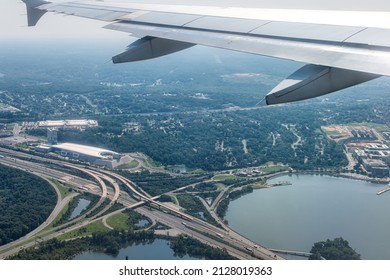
225;174;390;260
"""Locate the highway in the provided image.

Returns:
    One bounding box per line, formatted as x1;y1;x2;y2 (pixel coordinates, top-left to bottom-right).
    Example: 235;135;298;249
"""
344;150;358;170
0;153;126;255
0;147;283;260
0;149;98;190
102;170;282;259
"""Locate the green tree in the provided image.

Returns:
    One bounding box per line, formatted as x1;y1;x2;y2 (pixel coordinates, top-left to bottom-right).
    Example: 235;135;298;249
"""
309;237;360;260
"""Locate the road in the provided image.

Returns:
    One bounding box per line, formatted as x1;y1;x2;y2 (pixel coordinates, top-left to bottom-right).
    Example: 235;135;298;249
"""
344;151;357;170
0;147;283;260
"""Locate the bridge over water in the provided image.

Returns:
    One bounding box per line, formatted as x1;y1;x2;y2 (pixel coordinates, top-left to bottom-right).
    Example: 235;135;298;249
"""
269;248;312;258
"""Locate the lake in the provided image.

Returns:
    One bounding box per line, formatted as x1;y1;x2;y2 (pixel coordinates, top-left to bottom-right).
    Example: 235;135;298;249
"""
74;239;200;260
225;174;390;260
69;198;91;220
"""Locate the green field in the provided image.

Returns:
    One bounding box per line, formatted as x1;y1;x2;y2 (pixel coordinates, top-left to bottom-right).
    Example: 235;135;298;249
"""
348;122;390;132
53;181;73;200
146;156;161;168
212;174;237;181
323;130;340;135
115;160;139;169
57;221;110;241
261;165;289;174
106;212;132;231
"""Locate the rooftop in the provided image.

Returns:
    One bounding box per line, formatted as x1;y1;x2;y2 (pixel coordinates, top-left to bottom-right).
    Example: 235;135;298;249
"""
51;143;119;159
38;120;98;127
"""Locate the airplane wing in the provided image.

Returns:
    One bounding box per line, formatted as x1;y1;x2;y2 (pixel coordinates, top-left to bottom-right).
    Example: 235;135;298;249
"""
22;0;390;105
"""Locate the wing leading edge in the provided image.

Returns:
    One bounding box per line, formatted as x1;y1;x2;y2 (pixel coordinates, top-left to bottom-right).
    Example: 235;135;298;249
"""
22;0;390;105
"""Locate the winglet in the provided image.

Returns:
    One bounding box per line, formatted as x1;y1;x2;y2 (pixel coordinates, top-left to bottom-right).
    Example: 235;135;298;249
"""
22;0;51;26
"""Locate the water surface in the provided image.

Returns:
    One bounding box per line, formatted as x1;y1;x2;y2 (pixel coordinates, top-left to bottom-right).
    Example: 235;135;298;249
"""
69;198;91;220
226;174;390;259
74;239;199;260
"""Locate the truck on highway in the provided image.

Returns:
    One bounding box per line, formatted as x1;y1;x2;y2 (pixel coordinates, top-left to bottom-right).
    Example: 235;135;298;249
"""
245;247;253;252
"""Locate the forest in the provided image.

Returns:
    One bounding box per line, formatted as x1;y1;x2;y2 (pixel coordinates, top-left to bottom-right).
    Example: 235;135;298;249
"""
7;230;235;260
170;234;235;260
216;186;254;220
7;230;155;260
0;165;57;246
309;237;361;260
51;103;349;171
2;42;390;172
176;194;219;226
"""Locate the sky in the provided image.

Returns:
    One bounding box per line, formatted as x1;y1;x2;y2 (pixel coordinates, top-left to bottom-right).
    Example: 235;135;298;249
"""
1;0;390;41
0;0;121;41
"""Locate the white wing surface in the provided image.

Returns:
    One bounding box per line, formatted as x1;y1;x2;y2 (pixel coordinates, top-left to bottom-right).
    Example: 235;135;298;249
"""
22;0;390;105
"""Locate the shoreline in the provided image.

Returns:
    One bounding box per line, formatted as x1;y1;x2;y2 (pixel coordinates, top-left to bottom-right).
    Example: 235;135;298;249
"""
223;171;390;260
220;170;388;223
265;170;389;185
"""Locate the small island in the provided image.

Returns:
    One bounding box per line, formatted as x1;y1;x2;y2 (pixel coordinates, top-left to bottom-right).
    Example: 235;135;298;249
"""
309;237;361;260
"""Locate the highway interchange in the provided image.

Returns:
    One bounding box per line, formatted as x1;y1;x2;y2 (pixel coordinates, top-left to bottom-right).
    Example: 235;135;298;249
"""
0;146;284;260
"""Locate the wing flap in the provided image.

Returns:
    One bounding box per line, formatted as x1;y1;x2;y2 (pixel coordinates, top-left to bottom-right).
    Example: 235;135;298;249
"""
345;28;390;47
249;22;364;42
120;11;202;26
185;17;270;33
104;21;390;77
42;3;131;21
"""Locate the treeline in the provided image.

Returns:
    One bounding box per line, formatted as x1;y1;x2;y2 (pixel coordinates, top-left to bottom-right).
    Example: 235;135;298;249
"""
7;230;236;260
191;182;217;192
53;103;352;172
216;186;254;220
228;186;253;200
170;235;236;260
124;209;152;230
176;194;219;227
7;230;155;260
216;199;230;221
0;165;57;246
309;237;360;260
197;191;221;205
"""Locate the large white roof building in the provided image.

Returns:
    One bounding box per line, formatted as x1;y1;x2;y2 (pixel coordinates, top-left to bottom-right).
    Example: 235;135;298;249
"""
51;143;119;159
37;119;98;128
51;143;120;165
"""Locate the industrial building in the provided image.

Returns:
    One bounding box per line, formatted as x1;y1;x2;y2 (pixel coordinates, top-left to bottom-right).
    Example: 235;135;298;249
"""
47;128;58;145
37;119;98;129
371;167;390;178
51;143;120;167
350;129;376;139
31;119;132;168
362;158;390;177
353;149;368;161
365;143;389;151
